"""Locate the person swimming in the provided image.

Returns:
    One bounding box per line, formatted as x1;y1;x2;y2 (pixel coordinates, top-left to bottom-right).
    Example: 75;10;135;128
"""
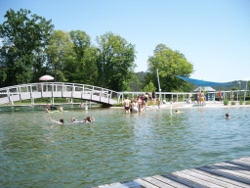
71;117;83;124
50;118;64;125
175;110;182;114
84;116;95;123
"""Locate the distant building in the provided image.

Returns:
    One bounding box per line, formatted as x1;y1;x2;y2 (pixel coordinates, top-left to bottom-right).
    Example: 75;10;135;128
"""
194;86;216;101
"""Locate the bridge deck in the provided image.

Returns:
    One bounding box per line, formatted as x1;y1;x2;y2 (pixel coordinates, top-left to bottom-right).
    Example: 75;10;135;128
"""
0;82;120;105
93;156;250;188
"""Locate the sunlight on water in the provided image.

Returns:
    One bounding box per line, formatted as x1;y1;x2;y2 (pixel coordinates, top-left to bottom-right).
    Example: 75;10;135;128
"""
0;107;250;187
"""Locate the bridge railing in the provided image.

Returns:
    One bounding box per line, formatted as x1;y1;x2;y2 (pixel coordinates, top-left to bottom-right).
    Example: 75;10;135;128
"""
0;82;121;105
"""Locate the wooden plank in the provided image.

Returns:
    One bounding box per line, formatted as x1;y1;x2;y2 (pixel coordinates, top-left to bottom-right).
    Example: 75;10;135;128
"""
198;166;250;185
191;168;250;188
171;170;224;188
153;175;190;188
94;181;142;188
163;173;206;188
233;158;250;167
94;182;128;188
209;164;250;179
94;157;250;188
109;182;131;188
214;162;250;175
237;157;250;163
227;161;250;170
121;181;143;188
182;169;243;188
133;178;159;188
142;176;174;188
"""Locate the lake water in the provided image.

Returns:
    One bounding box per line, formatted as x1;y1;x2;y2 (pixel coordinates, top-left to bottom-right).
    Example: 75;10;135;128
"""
0;106;250;187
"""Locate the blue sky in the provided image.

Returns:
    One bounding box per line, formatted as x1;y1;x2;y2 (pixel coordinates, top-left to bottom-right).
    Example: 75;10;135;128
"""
0;0;249;82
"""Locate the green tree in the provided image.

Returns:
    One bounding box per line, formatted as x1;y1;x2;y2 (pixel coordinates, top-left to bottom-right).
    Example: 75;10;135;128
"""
143;81;156;92
147;44;194;92
46;30;75;82
96;32;136;91
69;30;98;85
0;9;54;86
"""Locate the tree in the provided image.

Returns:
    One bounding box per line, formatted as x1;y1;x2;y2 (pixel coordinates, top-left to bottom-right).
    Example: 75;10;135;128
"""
46;30;75;82
143;81;156;92
147;44;194;92
0;9;54;86
69;30;98;85
96;32;136;91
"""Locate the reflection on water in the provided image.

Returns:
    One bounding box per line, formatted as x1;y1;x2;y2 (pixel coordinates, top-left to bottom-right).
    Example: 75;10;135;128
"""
0;107;250;187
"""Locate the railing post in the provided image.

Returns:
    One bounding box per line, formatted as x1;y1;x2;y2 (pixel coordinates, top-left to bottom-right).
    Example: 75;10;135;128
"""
18;86;22;102
30;84;34;105
108;91;111;104
99;88;103;102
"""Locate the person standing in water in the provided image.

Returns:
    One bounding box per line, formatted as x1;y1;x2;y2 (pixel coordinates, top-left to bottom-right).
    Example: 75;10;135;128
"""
123;97;131;113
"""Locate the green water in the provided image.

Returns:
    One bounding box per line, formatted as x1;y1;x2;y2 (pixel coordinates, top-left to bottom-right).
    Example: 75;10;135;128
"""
0;107;250;187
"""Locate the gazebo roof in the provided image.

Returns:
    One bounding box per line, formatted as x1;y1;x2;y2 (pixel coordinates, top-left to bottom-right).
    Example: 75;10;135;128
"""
193;86;216;92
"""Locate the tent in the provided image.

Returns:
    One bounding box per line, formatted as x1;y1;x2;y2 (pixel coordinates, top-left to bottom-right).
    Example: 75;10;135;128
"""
176;75;233;102
176;75;233;87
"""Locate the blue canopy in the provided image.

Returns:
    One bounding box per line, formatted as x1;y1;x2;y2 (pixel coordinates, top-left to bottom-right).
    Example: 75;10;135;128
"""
176;75;233;87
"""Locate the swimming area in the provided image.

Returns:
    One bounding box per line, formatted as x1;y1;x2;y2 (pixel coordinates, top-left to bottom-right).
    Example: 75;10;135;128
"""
0;107;249;187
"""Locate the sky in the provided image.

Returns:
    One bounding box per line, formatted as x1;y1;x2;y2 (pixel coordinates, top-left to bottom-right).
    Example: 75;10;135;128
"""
0;0;249;82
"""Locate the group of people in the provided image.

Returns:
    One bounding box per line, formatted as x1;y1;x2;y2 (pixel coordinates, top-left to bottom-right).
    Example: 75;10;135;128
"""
122;91;161;113
50;116;95;125
45;103;63;113
196;91;206;106
71;116;95;124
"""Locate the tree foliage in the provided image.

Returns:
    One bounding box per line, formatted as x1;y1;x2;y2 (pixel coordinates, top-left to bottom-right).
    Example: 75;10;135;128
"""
143;81;156;92
69;30;98;85
0;9;54;86
0;9;199;93
146;44;194;92
46;30;75;82
96;32;136;91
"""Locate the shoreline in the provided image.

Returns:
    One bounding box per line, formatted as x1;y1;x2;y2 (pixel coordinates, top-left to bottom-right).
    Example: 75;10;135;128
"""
112;101;250;110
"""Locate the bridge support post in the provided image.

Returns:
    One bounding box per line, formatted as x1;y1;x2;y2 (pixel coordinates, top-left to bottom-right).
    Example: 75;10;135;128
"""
31;98;34;105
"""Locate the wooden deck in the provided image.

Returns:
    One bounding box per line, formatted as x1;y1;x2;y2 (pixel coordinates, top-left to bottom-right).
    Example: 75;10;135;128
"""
93;156;250;188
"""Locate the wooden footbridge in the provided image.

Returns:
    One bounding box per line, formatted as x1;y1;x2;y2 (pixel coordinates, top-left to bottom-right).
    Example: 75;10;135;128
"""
0;82;121;106
94;156;250;188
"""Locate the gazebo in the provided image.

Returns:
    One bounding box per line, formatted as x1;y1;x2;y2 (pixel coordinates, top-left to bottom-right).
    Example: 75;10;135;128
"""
194;86;216;101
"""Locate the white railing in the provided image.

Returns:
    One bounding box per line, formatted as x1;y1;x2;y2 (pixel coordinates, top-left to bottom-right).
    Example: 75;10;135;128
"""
119;90;249;103
0;82;121;105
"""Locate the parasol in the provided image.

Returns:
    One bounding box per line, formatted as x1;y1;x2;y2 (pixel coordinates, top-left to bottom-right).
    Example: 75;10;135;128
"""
39;75;54;81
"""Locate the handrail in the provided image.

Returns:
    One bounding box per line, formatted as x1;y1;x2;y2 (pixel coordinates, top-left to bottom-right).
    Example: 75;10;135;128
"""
0;82;121;105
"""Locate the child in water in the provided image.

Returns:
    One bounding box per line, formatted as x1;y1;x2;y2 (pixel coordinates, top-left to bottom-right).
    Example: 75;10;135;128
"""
71;116;95;124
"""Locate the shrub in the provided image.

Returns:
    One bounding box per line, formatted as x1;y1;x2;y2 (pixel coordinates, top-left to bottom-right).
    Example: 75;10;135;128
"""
231;101;236;105
223;99;229;105
239;100;243;105
246;101;250;105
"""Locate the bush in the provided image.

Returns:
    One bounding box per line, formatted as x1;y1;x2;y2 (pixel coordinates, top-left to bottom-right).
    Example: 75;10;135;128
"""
239;100;243;105
223;99;229;105
246;101;250;105
231;101;236;105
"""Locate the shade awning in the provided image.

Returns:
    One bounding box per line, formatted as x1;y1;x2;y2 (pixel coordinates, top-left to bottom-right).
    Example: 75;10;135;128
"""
176;75;233;87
